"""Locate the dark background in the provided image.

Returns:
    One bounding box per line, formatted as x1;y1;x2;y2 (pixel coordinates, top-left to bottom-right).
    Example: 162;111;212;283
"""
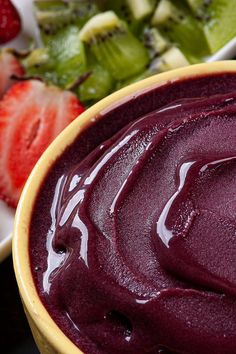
0;256;39;353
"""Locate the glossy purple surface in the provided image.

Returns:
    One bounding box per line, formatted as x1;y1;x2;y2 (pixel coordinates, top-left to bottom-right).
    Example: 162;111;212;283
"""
30;73;236;354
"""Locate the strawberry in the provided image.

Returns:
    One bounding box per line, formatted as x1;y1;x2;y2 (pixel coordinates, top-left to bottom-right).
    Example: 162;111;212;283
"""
0;80;84;207
0;50;24;98
0;0;21;44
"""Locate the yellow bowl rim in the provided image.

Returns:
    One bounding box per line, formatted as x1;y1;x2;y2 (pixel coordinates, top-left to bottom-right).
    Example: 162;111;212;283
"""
13;61;236;354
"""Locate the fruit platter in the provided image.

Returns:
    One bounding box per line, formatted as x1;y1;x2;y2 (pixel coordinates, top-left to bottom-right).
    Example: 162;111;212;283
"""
0;1;236;256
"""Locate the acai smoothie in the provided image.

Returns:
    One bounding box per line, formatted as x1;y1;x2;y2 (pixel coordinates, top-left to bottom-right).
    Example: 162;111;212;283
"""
29;71;236;354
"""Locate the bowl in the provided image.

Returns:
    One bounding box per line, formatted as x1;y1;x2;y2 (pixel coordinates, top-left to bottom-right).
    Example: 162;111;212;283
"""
13;61;236;354
1;0;235;263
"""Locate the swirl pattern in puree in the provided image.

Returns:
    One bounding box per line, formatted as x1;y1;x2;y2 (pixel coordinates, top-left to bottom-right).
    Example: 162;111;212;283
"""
30;73;236;354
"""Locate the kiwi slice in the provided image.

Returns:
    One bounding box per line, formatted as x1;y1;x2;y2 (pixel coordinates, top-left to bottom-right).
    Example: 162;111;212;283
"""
34;0;99;42
116;69;151;90
186;0;236;53
79;11;149;80
22;48;58;84
24;26;87;88
77;54;114;103
151;0;210;62
152;0;182;25
143;27;169;59
34;0;75;43
101;1;143;35
186;0;205;13
23;48;51;68
34;0;66;11
47;25;87;88
117;45;189;89
77;64;113;103
34;1;71;37
150;46;190;72
126;0;155;20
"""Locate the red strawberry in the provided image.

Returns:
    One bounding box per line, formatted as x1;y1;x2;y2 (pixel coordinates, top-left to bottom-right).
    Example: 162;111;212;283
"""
0;0;21;44
0;80;84;207
0;50;24;98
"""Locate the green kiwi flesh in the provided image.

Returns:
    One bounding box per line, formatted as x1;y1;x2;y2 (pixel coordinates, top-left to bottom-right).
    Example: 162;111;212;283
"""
22;48;58;84
31;0;235;108
79;11;149;80
117;46;189;89
187;0;236;53
34;0;99;41
47;26;86;88
126;0;154;20
143;27;169;59
23;26;87;89
152;0;210;62
150;46;190;72
98;1;142;35
77;59;114;103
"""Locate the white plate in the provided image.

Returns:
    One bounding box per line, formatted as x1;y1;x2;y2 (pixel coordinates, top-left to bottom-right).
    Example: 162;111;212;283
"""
207;36;236;62
0;201;14;262
0;1;236;262
0;0;37;262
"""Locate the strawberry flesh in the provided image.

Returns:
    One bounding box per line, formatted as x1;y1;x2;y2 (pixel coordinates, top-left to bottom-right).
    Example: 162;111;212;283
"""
0;80;84;207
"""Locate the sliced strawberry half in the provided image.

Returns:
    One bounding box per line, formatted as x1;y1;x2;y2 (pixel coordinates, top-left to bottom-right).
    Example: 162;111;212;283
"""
0;50;24;98
0;0;21;44
0;80;84;207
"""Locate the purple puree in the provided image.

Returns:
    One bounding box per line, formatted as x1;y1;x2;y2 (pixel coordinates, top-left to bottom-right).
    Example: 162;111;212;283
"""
30;73;236;354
